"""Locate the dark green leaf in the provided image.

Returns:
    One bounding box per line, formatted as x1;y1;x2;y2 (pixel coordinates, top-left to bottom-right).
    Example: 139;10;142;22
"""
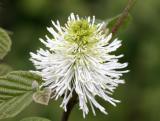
0;28;12;60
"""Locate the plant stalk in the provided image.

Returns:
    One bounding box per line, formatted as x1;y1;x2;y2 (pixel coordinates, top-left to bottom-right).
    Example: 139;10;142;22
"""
111;0;136;35
60;93;77;121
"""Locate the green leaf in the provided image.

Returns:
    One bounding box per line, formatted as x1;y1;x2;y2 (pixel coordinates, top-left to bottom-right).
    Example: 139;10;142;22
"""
33;87;51;105
0;28;12;60
106;13;132;32
0;92;33;119
0;71;43;120
0;64;12;76
20;117;51;121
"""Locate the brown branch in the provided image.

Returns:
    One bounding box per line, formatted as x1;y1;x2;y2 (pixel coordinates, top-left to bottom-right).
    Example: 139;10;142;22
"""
61;92;78;121
111;0;136;35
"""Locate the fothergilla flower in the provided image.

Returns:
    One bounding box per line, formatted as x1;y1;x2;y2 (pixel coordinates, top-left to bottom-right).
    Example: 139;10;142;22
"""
30;13;128;117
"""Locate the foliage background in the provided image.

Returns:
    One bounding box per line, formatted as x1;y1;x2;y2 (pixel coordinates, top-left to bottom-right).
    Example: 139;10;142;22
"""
0;0;160;121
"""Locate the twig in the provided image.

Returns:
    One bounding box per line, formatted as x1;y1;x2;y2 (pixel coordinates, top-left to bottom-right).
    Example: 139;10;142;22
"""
61;92;78;121
111;0;136;35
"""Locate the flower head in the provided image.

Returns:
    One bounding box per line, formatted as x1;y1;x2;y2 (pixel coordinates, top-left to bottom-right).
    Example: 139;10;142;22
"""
30;13;128;117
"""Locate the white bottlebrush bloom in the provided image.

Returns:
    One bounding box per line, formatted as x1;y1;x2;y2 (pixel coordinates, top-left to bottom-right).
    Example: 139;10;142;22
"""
30;13;128;117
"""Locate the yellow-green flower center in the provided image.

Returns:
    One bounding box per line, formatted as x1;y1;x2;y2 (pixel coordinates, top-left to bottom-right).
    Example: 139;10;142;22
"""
65;20;97;47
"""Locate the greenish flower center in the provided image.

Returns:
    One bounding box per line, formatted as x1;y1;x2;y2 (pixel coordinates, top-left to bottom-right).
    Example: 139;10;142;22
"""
64;20;97;47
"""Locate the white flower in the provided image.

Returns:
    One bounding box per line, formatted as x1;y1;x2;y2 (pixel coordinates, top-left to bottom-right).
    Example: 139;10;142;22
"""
30;13;128;117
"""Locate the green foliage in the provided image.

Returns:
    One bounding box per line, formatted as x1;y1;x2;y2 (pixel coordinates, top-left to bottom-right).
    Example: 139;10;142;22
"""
0;71;43;120
0;64;12;76
0;92;33;120
20;117;51;121
0;28;12;60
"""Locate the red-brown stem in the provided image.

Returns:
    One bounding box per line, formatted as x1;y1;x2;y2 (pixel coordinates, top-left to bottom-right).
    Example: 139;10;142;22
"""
111;0;136;35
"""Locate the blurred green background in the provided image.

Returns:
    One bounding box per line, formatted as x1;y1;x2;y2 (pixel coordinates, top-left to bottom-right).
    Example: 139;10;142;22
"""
0;0;160;121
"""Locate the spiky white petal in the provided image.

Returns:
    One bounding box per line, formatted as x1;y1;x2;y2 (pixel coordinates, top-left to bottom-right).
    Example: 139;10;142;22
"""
30;13;128;118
